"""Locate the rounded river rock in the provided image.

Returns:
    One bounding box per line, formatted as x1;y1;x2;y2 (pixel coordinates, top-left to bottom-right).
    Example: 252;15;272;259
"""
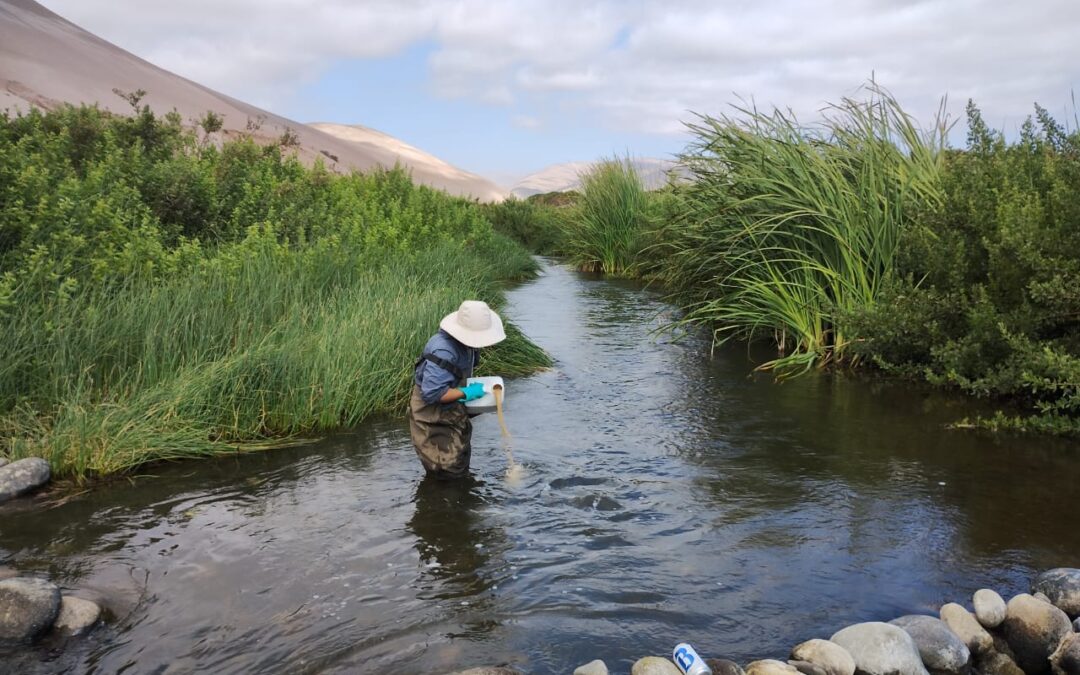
791;638;856;675
1002;593;1073;675
890;614;971;673
55;595;102;635
746;660;800;675
1034;569;1080;619
573;660;609;675
0;577;61;643
1050;632;1080;675
940;602;994;655
0;457;50;503
830;622;929;675
631;656;682;675
974;589;1008;628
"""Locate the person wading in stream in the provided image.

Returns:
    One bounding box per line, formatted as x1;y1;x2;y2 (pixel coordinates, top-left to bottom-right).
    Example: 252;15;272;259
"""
408;300;506;478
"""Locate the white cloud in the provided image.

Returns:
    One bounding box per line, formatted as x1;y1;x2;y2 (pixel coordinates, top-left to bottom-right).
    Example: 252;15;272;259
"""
39;0;1080;137
512;114;543;130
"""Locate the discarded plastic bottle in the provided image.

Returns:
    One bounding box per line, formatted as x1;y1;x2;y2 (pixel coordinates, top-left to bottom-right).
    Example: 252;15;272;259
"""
673;642;713;675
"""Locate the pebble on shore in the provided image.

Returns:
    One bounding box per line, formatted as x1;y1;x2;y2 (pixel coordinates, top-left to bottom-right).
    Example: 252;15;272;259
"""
975;588;1009;628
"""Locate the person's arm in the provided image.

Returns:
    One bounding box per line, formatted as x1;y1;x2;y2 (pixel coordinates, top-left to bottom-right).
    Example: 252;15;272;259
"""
439;387;466;403
419;349;462;405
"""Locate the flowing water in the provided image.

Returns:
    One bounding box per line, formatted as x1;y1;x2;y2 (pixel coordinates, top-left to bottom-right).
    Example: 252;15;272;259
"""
3;260;1079;674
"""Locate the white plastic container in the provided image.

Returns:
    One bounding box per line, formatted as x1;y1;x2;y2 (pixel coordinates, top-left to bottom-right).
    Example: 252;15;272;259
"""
463;376;504;414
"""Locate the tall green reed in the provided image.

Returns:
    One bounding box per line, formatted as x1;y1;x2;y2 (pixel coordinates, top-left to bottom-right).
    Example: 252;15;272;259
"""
0;105;550;479
565;158;650;275
663;85;947;374
2;244;548;478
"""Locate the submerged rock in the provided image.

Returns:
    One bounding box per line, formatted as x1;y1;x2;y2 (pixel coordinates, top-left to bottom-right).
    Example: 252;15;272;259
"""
0;457;50;503
1051;633;1080;675
1001;593;1073;675
890;614;970;673
746;660;799;675
940;603;993;655
974;589;1008;629
54;595;101;635
632;656;681;675
574;660;609;675
830;622;929;675
707;658;748;675
0;577;61;643
791;638;856;675
1034;569;1080;619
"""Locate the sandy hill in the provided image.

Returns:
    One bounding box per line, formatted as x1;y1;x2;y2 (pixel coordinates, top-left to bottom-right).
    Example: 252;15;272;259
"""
510;158;683;198
0;0;505;201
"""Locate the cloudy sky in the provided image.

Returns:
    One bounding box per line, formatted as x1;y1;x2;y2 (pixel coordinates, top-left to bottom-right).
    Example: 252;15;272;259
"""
40;0;1080;182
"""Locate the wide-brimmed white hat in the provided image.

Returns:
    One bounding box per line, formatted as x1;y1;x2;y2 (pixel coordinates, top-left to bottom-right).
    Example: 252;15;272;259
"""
440;300;506;348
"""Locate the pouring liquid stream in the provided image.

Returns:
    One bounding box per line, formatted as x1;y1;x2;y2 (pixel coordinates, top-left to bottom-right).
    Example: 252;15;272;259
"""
492;385;523;481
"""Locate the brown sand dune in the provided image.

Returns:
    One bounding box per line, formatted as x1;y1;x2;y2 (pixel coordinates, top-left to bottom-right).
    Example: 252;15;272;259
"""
0;0;505;201
510;158;683;198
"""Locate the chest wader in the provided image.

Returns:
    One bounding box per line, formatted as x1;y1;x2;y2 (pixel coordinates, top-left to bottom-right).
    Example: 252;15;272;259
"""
408;354;473;478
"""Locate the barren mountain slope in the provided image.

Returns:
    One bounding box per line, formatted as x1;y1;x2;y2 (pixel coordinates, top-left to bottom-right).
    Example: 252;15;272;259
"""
0;0;505;201
511;158;681;198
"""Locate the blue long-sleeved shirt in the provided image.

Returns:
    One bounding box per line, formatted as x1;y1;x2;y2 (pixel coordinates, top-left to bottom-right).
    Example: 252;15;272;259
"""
414;330;479;405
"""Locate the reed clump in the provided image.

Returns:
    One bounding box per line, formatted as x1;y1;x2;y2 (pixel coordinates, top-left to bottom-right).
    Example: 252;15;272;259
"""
661;85;947;374
0;104;550;478
564;157;651;275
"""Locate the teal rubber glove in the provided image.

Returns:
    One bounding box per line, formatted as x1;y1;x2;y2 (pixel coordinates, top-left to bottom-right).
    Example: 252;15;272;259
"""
460;382;486;402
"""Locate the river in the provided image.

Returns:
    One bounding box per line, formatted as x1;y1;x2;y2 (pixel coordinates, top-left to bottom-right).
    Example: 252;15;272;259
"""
2;260;1078;674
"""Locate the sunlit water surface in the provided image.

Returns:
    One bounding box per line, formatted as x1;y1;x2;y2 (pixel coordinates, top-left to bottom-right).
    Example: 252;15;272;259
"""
3;260;1078;674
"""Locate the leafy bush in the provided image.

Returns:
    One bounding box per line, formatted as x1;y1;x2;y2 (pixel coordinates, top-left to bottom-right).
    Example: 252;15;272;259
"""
482;196;566;255
848;101;1080;433
0;104;548;477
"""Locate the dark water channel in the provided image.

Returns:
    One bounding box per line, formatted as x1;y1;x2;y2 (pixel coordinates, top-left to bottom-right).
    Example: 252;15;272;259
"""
3;260;1079;674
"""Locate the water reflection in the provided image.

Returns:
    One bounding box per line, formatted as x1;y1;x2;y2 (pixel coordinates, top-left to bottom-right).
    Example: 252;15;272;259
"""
2;261;1080;674
409;476;503;599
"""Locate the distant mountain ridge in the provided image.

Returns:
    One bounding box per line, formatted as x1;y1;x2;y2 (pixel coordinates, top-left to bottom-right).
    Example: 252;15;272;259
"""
510;158;683;198
0;0;506;201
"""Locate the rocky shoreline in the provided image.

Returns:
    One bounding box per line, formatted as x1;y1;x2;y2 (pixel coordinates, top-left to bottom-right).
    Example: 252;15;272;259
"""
1;528;1076;675
444;568;1080;675
0;570;103;645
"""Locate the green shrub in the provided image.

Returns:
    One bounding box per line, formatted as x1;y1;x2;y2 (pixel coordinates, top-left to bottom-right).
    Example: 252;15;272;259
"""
482;197;566;255
0;104;549;478
848;101;1080;433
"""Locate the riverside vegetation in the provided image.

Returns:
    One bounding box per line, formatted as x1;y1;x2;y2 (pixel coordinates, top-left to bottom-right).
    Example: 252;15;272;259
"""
0;102;549;480
494;86;1080;436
